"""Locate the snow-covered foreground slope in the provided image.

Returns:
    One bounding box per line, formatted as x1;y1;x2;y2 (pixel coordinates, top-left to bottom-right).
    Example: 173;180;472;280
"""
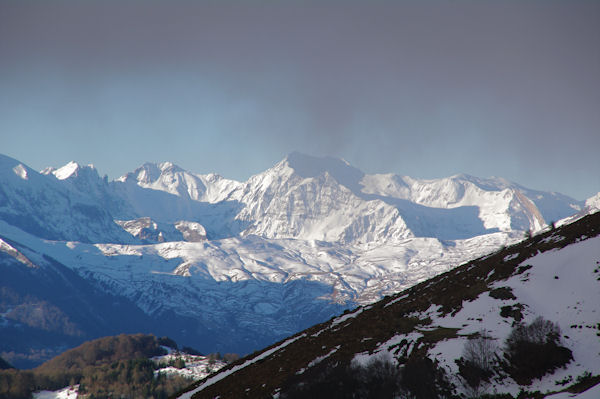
418;234;600;397
175;211;600;399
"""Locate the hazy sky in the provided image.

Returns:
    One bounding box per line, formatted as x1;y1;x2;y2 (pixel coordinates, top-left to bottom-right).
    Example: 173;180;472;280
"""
1;1;599;200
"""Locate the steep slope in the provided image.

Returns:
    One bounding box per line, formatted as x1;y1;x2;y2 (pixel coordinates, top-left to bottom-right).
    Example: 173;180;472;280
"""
0;155;133;244
176;211;600;399
236;154;413;243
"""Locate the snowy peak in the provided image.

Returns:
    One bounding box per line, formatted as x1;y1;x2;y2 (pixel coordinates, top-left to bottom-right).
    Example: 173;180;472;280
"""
450;173;513;191
237;153;412;243
121;161;207;200
234;153;585;243
39;161;101;182
0;152;589;245
358;173;411;199
585;192;600;212
41;161;107;198
53;161;89;180
0;156;133;244
117;161;242;204
240;170;412;243
282;152;364;190
248;152;366;198
119;162;186;185
130;162;185;184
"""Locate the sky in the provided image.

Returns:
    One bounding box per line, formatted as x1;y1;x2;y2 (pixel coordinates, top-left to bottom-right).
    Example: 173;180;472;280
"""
1;1;599;200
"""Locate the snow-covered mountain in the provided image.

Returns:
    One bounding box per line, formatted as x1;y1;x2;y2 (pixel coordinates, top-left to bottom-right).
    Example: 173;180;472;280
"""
585;192;600;213
0;154;133;244
29;151;584;245
235;154;412;243
0;152;594;365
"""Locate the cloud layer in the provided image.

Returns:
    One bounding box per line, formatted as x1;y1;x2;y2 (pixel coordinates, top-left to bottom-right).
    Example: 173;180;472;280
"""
1;2;599;199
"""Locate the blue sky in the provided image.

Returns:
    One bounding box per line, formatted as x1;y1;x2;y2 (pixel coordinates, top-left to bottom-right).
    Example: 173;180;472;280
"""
1;2;599;200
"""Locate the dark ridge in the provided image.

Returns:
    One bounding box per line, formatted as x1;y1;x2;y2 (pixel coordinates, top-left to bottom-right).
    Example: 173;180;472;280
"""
35;333;166;374
0;356;13;370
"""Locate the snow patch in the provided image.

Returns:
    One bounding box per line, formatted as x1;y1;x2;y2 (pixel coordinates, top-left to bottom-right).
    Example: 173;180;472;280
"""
12;163;28;180
331;307;364;327
33;385;78;399
307;345;340;368
53;161;80;180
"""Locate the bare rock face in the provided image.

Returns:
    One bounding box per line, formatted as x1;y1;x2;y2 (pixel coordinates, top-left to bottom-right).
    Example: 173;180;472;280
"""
115;217;164;243
175;221;207;242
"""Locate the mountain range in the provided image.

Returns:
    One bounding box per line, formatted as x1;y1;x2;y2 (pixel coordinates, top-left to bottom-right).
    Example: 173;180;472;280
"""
0;152;597;368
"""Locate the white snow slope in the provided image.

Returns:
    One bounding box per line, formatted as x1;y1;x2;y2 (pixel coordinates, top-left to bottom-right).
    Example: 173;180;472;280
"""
347;225;600;398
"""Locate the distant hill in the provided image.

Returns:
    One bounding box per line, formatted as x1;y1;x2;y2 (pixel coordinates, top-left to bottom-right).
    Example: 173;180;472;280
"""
0;334;222;399
35;333;166;374
176;211;600;399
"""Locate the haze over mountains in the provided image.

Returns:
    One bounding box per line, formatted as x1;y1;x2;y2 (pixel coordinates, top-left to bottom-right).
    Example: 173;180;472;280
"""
0;152;597;368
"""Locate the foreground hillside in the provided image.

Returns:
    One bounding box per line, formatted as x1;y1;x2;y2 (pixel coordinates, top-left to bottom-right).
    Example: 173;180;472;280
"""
176;211;600;399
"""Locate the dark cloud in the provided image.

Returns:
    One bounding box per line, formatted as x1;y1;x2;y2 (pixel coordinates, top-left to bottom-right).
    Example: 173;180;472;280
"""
1;1;599;199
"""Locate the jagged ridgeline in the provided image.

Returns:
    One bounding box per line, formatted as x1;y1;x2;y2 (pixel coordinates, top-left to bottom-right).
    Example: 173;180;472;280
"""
176;211;600;399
